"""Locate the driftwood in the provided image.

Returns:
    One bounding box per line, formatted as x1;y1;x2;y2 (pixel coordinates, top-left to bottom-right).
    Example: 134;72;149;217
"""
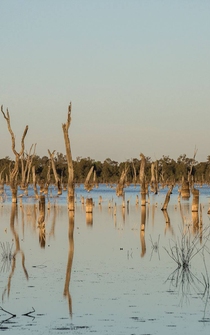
62;103;74;210
1;106;28;203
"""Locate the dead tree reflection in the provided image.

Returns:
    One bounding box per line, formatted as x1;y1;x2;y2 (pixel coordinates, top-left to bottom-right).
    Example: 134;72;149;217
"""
38;195;46;248
140;206;146;257
2;204;29;300
63;211;74;317
162;209;174;236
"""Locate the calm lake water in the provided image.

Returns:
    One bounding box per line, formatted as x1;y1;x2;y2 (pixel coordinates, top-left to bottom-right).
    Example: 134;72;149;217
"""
1;184;210;334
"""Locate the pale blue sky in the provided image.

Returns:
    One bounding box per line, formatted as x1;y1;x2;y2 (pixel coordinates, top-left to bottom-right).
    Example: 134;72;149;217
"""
0;0;210;162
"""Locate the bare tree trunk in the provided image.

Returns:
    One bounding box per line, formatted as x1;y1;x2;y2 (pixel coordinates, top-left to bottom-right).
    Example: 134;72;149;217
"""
161;186;173;210
48;149;62;195
1;106;28;203
150;160;158;194
84;166;94;191
62;103;74;210
116;165;128;196
26;143;36;186
0;168;5;197
32;165;39;199
140;153;146;206
181;178;190;199
132;160;137;185
44;160;51;194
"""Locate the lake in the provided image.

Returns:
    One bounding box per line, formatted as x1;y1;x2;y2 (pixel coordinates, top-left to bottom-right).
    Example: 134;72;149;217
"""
0;184;210;334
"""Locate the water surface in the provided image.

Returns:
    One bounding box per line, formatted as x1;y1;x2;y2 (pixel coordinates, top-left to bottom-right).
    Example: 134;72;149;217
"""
0;184;210;334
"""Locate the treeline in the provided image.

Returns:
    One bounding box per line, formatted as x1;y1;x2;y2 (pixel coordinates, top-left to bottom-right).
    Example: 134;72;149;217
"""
1;152;210;185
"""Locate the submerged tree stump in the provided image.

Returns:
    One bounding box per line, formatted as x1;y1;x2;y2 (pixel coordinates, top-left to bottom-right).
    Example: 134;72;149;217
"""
86;198;93;213
181;179;190;199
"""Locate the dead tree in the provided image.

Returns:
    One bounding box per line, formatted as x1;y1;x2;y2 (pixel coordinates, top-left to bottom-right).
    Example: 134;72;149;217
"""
116;165;128;196
48;149;62;195
32;165;39;199
150;160;158;194
188;146;198;186
62;102;74;210
38;195;46;248
44;160;51;194
161;185;173;210
1;106;28;203
20;143;36;192
132;159;137;185
140;153;146;206
181;147;197;198
84;166;94;192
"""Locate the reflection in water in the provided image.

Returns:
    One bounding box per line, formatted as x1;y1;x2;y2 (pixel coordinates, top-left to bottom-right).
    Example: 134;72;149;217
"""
38;195;46;248
49;205;57;238
166;266;205;306
192;211;199;234
2;204;29;301
149;235;160;261
63;211;74;317
86;212;93;226
140;206;146;257
162;209;174;236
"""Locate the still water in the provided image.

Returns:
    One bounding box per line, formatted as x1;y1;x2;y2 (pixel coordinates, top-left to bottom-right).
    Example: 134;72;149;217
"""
0;184;210;334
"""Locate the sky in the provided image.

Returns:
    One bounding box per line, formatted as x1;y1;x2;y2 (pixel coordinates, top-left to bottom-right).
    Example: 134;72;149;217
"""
0;0;210;163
